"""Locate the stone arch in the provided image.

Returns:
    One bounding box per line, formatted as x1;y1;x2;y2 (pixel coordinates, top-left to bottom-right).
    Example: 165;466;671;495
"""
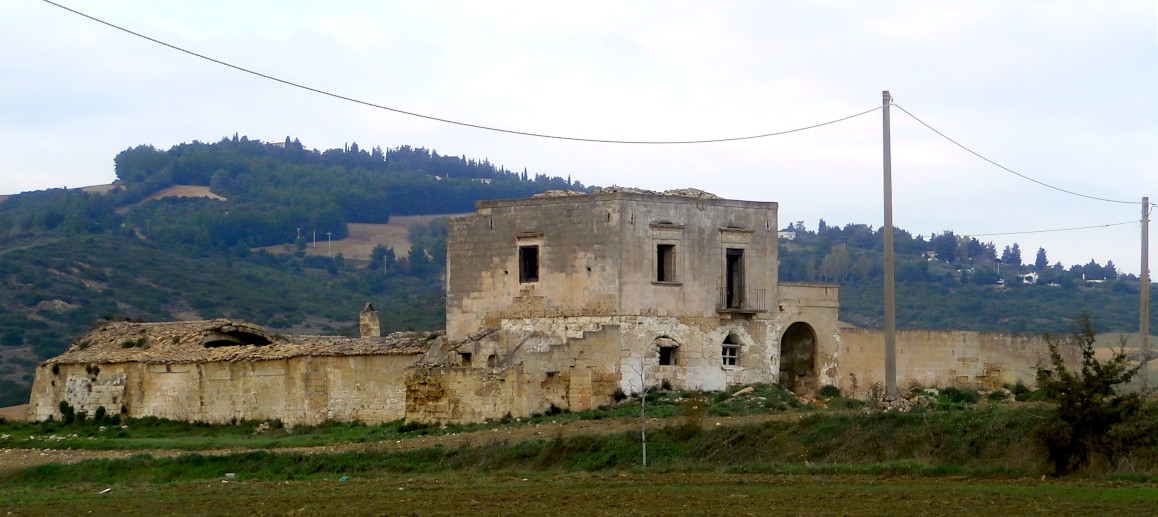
779;322;817;395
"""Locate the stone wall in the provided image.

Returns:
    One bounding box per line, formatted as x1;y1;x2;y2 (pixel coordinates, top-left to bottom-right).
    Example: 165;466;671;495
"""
30;354;419;425
837;328;1072;396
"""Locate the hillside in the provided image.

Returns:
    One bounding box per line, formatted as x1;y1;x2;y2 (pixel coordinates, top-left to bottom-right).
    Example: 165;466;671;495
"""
0;136;583;406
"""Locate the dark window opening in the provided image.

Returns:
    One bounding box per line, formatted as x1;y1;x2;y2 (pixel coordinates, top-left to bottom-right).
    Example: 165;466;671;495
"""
722;334;741;366
658;346;676;366
459;352;472;366
725;248;745;308
519;245;539;283
487;355;498;367
657;244;676;282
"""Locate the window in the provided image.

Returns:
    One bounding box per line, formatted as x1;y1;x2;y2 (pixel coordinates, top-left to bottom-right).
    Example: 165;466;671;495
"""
656;244;676;282
721;335;741;366
658;346;676;365
519;245;539;283
725;248;745;309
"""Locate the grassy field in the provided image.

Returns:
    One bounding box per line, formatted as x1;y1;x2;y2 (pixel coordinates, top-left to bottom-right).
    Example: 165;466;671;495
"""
4;473;1157;516
4;384;1158;514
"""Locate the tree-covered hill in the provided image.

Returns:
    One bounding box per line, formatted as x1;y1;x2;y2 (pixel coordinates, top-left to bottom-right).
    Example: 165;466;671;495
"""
779;220;1152;333
0;136;583;405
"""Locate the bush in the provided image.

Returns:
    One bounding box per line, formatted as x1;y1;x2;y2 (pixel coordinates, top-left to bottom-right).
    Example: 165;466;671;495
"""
819;385;842;399
1036;313;1143;475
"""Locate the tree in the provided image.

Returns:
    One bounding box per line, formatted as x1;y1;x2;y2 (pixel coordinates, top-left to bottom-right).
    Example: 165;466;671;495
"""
1001;244;1022;268
931;231;958;262
1036;313;1142;475
1035;247;1049;270
818;245;851;282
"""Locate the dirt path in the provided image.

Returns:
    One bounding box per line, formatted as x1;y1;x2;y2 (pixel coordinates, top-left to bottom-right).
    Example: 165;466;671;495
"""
0;414;796;471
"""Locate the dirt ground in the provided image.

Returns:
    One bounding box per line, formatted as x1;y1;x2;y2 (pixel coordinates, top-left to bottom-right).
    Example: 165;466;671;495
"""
253;214;464;260
0;404;28;421
0;414;790;471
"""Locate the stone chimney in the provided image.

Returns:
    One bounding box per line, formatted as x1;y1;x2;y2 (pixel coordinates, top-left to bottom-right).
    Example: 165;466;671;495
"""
359;302;381;338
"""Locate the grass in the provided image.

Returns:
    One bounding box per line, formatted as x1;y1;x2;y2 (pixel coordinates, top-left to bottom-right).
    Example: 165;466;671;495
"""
0;406;1103;486
0;383;816;451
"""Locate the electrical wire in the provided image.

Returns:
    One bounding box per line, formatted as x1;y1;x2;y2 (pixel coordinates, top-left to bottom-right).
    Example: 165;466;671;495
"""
890;101;1140;205
42;0;880;145
961;220;1137;238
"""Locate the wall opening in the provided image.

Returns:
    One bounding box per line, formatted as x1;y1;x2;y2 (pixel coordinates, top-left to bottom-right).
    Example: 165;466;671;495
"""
721;334;741;366
779;322;817;395
725;248;745;308
655;336;680;366
656;244;676;282
519;245;539;283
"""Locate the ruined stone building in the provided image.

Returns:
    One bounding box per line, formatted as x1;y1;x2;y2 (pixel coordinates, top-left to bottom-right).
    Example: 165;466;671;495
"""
30;189;1063;425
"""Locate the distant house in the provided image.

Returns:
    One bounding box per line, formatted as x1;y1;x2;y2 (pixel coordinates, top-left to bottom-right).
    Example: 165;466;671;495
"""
1020;272;1039;285
777;230;796;240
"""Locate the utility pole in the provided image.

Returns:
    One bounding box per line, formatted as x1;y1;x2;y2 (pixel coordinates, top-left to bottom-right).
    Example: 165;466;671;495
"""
882;91;897;399
327;232;333;258
1142;197;1150;389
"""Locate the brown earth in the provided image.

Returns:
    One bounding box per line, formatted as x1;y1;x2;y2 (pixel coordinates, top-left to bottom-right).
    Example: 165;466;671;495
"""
254;214;464;260
0;404;28;421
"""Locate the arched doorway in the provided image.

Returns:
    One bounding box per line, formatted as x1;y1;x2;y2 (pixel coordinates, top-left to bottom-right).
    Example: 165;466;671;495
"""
779;322;817;395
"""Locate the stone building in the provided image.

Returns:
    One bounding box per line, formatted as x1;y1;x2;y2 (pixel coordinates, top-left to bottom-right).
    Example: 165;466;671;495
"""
404;188;842;423
29;188;1066;425
28;314;440;424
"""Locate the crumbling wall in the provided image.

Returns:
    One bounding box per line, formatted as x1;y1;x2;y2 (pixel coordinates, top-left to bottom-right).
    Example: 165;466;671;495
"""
30;354;418;425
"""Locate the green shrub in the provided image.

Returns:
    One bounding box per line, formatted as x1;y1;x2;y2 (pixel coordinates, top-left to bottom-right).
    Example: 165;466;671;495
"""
819;385;842;399
1036;313;1142;475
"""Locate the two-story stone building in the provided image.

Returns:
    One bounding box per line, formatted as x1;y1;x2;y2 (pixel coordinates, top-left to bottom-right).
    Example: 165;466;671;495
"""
404;188;841;423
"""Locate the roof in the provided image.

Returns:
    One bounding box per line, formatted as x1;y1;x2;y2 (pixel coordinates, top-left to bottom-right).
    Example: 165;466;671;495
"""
43;319;441;366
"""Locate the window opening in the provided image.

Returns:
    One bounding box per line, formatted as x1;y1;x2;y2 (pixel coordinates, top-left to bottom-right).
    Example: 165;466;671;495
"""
656;244;676;282
725;248;745;308
519;245;539;283
721;334;740;366
658;346;675;365
459;352;472;366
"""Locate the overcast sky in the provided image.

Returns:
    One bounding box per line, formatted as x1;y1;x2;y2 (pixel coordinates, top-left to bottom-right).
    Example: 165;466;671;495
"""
3;1;1156;274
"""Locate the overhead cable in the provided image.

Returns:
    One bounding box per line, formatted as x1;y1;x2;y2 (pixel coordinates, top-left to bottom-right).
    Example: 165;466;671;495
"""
42;0;880;144
962;220;1137;238
890;101;1137;205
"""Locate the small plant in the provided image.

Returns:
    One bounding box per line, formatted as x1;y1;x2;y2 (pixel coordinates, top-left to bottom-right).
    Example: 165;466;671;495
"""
819;385;842;399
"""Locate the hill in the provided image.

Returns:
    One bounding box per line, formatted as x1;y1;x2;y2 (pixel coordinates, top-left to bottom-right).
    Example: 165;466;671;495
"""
0;136;583;405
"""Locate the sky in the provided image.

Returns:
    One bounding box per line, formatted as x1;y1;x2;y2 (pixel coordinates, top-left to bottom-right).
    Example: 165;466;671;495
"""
2;0;1157;274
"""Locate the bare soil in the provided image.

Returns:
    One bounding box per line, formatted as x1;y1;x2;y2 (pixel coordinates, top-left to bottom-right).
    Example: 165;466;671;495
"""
253;214;464;260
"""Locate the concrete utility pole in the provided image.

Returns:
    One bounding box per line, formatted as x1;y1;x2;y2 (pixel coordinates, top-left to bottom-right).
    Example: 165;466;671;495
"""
1143;197;1151;389
882;91;898;399
327;232;333;258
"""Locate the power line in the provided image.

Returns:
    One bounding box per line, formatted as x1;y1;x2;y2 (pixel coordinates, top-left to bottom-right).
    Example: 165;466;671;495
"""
42;0;880;145
961;220;1137;238
890;101;1139;205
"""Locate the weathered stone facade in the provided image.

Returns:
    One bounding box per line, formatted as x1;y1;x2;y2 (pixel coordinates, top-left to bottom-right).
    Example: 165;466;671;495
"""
29;319;436;424
405;189;843;423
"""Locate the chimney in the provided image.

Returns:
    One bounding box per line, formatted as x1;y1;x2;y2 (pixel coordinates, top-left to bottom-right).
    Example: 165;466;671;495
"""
359;302;381;338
